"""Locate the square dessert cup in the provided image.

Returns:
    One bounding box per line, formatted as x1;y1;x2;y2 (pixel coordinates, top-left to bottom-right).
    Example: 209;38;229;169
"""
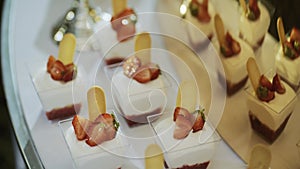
29;64;87;120
244;70;298;143
58;109;136;168
104;62;178;127
213;36;255;96
148;109;221;169
239;0;274;50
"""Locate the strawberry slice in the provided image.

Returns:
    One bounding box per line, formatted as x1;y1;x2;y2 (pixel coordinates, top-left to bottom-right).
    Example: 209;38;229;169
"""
192;109;206;133
49;60;66;80
259;75;273;91
47;55;56;73
173;107;191;121
147;63;161;80
173;115;193;139
133;66;151;83
86;123;109;147
197;5;211;23
256;86;275;102
72;115;90;140
272;74;286;94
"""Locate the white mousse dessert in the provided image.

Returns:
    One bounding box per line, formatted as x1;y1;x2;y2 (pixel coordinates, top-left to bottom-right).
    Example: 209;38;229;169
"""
275;18;300;90
239;0;270;49
214;14;255;95
111;32;166;126
111;70;166;126
246;80;296;142
246;58;297;143
275;48;300;89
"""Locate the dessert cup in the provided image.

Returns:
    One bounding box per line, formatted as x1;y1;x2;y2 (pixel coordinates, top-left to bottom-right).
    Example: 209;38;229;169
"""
239;0;273;50
157;0;216;50
148;109;221;169
213;34;255;95
30;64;86;120
105;53;178;127
244;70;297;143
58;109;138;168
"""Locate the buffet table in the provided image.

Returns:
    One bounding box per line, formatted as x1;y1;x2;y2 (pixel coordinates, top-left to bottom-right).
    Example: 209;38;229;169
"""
2;0;299;168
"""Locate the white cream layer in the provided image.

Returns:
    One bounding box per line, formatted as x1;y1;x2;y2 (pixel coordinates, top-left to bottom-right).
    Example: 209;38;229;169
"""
275;47;300;87
153;117;219;168
111;71;166;116
239;2;270;48
32;69;85;111
246;81;297;131
214;35;255;84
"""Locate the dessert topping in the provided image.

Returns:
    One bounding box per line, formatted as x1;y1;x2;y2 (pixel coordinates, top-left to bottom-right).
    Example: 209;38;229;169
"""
272;74;286;94
87;86;107;121
277;18;300;59
214;14;241;57
247;58;285;103
111;7;137;42
189;0;211;23
145;144;164;169
220;32;241;57
132;66;152;83
47;56;77;82
256;74;286;102
192;109;206;133
283;27;300;59
246;0;261;21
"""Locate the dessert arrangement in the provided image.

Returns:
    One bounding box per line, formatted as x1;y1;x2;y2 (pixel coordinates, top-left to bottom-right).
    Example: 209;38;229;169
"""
246;57;297;143
25;0;300;168
214;14;255;95
239;0;271;50
110;0;137;42
32;33;83;120
111;32;167;126
275;17;300;91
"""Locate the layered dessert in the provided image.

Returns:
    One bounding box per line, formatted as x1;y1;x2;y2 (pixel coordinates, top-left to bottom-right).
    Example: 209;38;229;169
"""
33;33;83;120
72;86;120;147
110;0;137;42
246;58;297;143
214;14;255;95
185;0;216;41
111;32;165;126
239;0;270;50
150;81;220;169
275;17;300;91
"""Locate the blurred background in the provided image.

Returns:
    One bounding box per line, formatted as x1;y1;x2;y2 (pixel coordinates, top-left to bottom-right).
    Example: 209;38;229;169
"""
0;0;299;168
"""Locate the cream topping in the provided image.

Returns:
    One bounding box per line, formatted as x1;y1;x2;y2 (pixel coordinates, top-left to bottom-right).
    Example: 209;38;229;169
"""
275;47;300;86
214;35;255;84
239;2;270;48
246;81;297;131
